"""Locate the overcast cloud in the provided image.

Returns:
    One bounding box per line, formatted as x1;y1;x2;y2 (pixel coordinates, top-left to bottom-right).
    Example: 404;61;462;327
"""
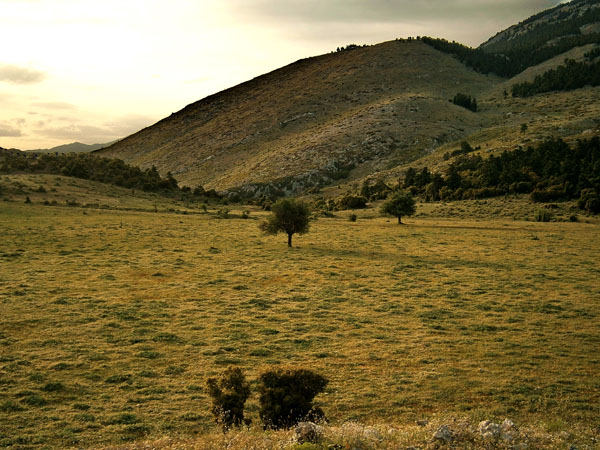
0;64;46;84
228;0;565;45
34;114;156;144
0;122;22;137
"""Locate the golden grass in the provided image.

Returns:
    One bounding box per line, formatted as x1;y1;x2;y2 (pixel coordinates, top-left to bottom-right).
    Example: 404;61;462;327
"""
0;201;599;448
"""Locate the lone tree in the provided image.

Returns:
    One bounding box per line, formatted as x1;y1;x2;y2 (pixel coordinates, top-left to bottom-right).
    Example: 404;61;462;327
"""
206;367;251;430
260;198;310;247
381;190;416;224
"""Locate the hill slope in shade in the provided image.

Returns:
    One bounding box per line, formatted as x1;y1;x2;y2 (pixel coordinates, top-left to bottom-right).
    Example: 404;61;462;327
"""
29;140;118;154
481;0;600;54
97;41;499;192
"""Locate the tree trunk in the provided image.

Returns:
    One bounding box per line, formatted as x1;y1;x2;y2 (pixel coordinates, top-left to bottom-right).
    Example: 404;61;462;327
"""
288;233;293;247
397;216;403;224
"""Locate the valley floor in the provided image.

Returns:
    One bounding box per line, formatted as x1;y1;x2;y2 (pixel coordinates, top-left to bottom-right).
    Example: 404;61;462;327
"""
0;201;598;448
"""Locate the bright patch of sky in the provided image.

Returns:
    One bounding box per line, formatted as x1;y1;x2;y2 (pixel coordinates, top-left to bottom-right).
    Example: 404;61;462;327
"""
0;0;564;149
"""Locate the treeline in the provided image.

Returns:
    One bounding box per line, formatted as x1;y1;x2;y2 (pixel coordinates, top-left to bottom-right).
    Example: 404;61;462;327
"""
421;35;600;78
399;138;600;213
419;37;512;77
512;58;600;97
0;150;221;199
420;4;600;78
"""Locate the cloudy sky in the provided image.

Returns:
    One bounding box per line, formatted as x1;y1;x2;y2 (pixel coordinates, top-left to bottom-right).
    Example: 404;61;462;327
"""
1;0;565;150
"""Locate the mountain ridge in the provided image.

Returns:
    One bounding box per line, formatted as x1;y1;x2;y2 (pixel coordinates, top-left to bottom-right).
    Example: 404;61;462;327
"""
97;0;600;196
97;40;498;193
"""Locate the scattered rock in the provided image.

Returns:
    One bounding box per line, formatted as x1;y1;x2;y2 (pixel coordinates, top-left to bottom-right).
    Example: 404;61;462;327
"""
295;421;323;444
478;420;501;440
478;419;519;443
432;425;453;443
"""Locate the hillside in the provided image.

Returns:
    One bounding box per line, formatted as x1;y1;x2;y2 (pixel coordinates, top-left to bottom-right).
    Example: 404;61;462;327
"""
97;40;499;193
481;0;600;70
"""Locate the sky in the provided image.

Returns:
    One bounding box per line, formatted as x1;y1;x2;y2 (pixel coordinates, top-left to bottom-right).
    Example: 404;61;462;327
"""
0;0;566;150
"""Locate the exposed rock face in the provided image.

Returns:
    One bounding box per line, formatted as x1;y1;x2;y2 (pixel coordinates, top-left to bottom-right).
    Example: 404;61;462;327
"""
295;421;324;444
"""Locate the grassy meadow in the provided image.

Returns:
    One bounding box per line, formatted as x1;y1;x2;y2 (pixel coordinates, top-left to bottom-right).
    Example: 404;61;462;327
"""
1;198;599;448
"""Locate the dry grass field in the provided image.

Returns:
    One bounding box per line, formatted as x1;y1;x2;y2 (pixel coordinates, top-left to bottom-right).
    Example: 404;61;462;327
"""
1;196;599;448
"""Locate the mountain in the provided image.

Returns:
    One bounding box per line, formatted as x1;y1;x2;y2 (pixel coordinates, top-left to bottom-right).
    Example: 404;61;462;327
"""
29;141;118;154
97;0;600;196
480;0;600;74
97;40;498;193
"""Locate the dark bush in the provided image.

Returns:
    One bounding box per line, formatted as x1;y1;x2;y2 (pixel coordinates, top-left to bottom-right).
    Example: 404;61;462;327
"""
530;188;565;203
535;209;553;222
578;188;600;214
207;367;251;430
452;93;477;112
257;368;328;429
338;195;367;210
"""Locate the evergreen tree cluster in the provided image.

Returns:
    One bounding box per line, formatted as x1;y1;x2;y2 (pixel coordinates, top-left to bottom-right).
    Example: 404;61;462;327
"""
511;59;600;97
452;93;478;112
419;37;512;77
335;44;368;52
400;138;600;213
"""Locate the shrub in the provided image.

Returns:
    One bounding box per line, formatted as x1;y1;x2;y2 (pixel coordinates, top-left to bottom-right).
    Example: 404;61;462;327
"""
338;195;367;210
578;188;600;214
535;209;553;222
257;368;328;429
207;367;251;430
216;207;230;219
41;382;65;392
349;214;357;222
530;188;565;203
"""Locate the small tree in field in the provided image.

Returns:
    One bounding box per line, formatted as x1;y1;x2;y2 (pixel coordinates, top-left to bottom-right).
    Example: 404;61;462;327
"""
381;190;416;224
260;198;310;247
207;367;251;430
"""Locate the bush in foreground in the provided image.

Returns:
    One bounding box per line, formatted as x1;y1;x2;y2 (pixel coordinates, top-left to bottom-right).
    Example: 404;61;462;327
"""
207;367;251;429
258;368;328;429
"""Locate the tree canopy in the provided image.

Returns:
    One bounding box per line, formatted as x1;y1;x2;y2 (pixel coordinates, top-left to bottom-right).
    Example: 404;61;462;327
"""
259;198;310;247
381;191;416;224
